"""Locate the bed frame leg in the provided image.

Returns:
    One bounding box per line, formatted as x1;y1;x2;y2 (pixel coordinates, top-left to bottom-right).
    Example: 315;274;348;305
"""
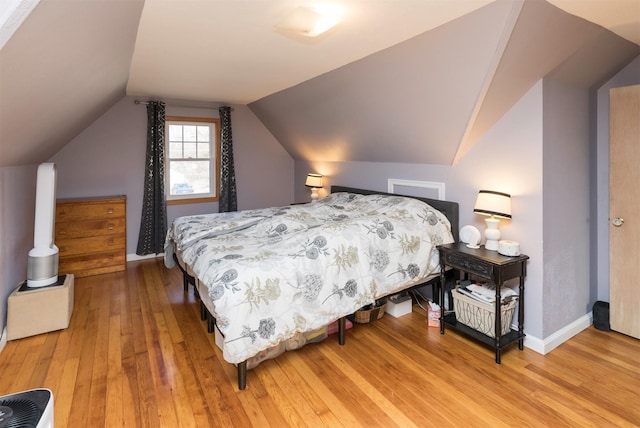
173;253;195;292
338;317;346;345
238;361;247;390
208;315;215;333
200;301;207;321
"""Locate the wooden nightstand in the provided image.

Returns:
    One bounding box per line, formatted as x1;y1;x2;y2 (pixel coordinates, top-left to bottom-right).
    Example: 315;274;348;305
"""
437;242;529;363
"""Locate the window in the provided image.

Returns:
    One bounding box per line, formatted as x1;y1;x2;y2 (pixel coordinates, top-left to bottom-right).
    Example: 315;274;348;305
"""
165;116;220;205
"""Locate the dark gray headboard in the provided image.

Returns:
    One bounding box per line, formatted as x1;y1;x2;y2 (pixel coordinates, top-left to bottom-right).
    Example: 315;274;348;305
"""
331;185;459;243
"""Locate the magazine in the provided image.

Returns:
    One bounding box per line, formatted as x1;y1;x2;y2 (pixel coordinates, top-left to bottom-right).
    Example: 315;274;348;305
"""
457;282;518;304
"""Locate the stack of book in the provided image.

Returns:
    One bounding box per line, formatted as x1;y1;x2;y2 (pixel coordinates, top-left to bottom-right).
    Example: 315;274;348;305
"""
456;282;517;305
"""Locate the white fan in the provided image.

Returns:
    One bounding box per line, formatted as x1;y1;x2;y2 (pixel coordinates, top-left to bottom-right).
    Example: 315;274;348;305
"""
460;225;481;249
0;388;53;427
27;163;59;288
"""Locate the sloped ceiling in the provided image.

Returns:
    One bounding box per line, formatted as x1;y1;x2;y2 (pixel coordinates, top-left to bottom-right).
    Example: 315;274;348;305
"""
455;0;640;163
250;0;522;165
0;0;638;168
0;0;144;166
249;0;639;164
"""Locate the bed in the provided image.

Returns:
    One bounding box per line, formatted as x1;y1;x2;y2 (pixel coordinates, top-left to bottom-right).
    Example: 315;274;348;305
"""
164;185;459;389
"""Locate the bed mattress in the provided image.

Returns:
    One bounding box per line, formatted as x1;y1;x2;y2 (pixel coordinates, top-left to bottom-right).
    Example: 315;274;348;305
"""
165;192;454;364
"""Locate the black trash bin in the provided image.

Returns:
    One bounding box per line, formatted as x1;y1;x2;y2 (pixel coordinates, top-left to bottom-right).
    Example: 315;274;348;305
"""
593;301;610;331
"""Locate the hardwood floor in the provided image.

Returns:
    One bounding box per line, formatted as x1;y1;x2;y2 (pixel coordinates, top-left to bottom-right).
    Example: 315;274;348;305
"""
1;258;638;427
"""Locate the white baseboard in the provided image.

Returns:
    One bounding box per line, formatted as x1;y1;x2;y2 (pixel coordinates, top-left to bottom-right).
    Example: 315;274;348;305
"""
126;253;164;262
523;312;593;355
0;327;7;355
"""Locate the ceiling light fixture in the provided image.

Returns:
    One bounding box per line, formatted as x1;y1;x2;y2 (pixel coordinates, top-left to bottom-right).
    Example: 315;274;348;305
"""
277;5;342;37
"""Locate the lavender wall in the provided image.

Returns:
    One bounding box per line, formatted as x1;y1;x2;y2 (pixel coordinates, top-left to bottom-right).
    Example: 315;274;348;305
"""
0;164;37;340
296;81;545;339
50;96;294;257
542;78;591;338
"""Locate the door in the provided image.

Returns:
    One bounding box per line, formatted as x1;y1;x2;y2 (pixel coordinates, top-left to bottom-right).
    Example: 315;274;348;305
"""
609;84;640;339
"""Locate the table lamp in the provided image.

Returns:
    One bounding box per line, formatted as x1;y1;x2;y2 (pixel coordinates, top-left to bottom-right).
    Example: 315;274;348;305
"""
305;173;323;202
473;190;511;251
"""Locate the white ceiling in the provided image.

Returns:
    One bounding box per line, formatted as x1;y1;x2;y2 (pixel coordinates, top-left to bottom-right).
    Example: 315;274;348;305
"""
0;0;638;167
126;0;640;105
550;0;640;44
126;0;495;104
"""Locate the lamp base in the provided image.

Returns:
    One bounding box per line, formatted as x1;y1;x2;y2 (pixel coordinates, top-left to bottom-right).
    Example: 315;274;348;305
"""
483;217;501;251
310;188;319;202
485;239;499;251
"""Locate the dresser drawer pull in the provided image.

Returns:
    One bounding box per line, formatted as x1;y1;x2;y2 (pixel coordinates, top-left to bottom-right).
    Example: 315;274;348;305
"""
59;230;67;235
107;224;115;230
107;239;114;246
107;208;114;214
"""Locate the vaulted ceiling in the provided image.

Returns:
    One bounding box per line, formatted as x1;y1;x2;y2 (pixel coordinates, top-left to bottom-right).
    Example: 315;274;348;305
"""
1;0;638;168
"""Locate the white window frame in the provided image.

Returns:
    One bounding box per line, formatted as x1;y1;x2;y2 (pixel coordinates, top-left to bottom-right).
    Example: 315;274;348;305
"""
165;116;220;205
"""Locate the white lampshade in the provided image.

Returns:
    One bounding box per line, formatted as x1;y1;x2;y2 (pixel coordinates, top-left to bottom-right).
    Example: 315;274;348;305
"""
474;190;512;219
305;173;323;188
473;190;511;251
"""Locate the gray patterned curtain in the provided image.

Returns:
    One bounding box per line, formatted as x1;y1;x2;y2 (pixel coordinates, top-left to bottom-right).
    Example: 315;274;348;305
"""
136;101;167;255
218;106;237;212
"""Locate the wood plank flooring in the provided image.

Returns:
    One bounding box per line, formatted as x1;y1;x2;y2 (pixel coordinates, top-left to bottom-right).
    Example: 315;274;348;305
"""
0;258;638;427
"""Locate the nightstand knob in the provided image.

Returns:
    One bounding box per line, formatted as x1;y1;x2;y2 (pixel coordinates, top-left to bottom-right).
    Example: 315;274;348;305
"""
612;217;624;227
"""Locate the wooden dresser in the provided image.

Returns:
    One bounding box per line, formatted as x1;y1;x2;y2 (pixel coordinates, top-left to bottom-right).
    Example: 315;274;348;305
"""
55;196;126;278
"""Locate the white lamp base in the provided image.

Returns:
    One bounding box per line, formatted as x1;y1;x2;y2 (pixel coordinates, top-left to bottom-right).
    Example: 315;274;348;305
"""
483;217;501;251
310;188;319;202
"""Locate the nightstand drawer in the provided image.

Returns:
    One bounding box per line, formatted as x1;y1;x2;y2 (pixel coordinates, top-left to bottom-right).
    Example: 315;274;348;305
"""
444;252;492;278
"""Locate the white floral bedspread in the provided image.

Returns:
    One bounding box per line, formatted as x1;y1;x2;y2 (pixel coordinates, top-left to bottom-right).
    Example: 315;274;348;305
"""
165;192;454;364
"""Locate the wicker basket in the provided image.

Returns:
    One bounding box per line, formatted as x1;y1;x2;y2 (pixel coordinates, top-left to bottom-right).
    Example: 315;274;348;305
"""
354;299;387;324
452;286;516;338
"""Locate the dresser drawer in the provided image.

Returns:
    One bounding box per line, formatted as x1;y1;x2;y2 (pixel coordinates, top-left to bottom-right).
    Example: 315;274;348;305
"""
58;250;125;270
56;234;126;257
56;199;125;222
58;250;126;278
56;218;126;239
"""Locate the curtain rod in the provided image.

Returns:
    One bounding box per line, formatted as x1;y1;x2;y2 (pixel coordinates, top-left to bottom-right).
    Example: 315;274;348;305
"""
134;100;234;111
